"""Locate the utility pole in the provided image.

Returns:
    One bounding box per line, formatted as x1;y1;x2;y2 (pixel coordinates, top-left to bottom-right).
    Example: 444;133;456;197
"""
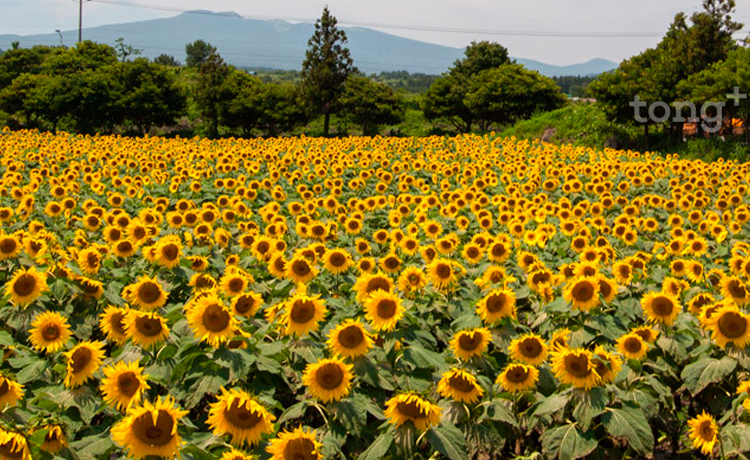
78;0;90;43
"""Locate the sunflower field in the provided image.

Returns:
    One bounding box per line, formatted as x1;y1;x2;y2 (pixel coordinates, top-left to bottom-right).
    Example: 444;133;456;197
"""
1;128;750;460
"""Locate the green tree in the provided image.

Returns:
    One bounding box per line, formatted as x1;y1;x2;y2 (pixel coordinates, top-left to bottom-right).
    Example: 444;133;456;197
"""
194;51;231;138
589;0;742;145
117;58;186;134
154;54;181;67
340;75;405;135
220;70;264;136
185;40;216;68
464;65;566;131
452;41;511;77
0;73;46;127
422;41;513;132
255;83;310;136
301;6;357;136
114;37;143;62
0;45;58;89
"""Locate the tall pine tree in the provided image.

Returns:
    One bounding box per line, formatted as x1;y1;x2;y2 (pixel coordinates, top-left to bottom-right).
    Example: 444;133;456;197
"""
301;7;356;136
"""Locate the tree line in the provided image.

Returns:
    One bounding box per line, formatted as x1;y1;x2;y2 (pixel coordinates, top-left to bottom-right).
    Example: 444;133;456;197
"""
588;0;748;147
0;7;566;137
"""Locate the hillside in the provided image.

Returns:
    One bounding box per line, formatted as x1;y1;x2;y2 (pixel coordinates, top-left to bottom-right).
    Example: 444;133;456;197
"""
0;11;617;76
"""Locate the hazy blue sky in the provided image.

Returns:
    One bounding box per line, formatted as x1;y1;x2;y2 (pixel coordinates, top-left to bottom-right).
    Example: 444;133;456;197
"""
2;0;749;65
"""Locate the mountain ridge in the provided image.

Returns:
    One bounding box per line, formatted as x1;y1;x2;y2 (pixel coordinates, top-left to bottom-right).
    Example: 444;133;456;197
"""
0;12;617;76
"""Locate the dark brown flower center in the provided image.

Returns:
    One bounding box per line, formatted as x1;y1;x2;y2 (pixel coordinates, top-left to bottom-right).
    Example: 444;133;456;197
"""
117;371;140;397
520;338;542;358
13;274;36;297
506;365;530;383
485;293;508;313
0;238;17;254
718;311;747;339
624;337;643;353
137;282;162;305
70;347;92;373
396;401;427;419
365;277;390;295
375;299;397;319
283;437;317;460
132;410;175;446
458;332;481;351
652;296;675;317
572;281;595;302
329;253;346;267
448;374;475;392
42;323;60;341
135;315;163;337
563;354;590;378
290;300;316;324
435;263;451;280
338;325;364;349
202;304;230;332
316;363;344;390
225;399;263;429
292;260;311;277
161;244;179;261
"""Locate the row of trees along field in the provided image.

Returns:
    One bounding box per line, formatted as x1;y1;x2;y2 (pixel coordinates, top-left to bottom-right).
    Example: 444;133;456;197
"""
0;7;565;137
588;0;749;147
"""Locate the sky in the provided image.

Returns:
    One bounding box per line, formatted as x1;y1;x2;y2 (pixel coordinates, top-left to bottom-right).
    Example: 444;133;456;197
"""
1;0;749;65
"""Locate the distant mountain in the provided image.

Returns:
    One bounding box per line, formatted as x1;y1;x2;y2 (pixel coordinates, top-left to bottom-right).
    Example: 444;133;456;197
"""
0;11;617;76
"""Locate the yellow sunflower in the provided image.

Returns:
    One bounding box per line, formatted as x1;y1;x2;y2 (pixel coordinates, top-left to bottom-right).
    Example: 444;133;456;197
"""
5;266;47;306
280;293;327;337
0;375;23;407
364;290;404;332
496;363;539;393
231;292;263;318
125;276;168;311
323;249;352;275
616;333;649;360
266;426;322;460
0;428;30;460
551;348;599;390
397;266;428;294
100;360;150;411
353;271;394;302
38;424;66;454
591;345;622;384
220;270;251;298
99;305;130;344
155;238;182;269
641;291;681;325
124;311;170;348
286;256;318;284
0;234;21;260
476;288;517;324
707;303;750;348
28;310;71;353
111;396;188;460
631;326;659;344
64;341;105;388
384;393;442;431
508;333;548;366
186;294;238;347
220;448;253;460
326;319;374;358
437;368;484;404
450;328;492;360
76;247;102;275
563;277;600;311
721;275;750;306
427;258;457;290
303;357;354;403
207;387;276;446
687;411;718;456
